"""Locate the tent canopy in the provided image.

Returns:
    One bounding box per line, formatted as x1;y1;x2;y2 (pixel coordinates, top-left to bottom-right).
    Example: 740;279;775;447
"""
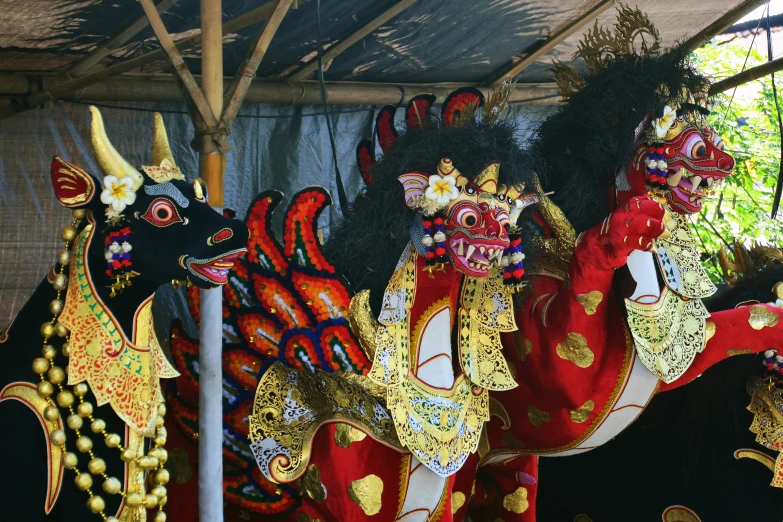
0;0;754;89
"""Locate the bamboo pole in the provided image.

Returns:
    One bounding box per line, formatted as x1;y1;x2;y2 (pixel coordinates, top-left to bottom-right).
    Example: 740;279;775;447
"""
139;0;222;147
490;0;616;86
197;0;225;520
681;0;769;52
710;54;783;94
0;1;276;121
286;0;416;82
0;72;560;106
67;0;178;76
221;0;294;136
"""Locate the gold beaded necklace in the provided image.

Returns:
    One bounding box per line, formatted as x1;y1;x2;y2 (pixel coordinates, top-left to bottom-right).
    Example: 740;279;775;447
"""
31;208;170;522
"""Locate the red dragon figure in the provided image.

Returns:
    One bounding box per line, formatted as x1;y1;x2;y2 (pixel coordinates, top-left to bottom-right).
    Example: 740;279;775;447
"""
165;87;542;521
465;7;783;522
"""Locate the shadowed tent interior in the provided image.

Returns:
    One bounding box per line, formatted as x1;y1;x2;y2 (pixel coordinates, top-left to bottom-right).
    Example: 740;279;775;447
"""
0;0;759;91
0;0;762;325
0;1;775;521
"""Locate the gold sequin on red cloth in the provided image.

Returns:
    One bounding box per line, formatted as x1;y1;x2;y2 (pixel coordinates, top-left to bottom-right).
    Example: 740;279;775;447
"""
58;226;179;433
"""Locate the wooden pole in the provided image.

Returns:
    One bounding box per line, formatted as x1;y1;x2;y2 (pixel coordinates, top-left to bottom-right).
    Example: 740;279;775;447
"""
67;0;178;76
681;0;769;52
198;0;225;520
139;0;223;148
490;0;616;86
0;1;276;121
221;0;294;138
0;72;561;107
710;54;783;94
286;0;416;82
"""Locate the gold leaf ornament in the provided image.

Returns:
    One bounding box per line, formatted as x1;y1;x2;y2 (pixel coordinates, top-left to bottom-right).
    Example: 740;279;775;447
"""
727;348;751;357
613;4;661;56
556;332;595;368
334;424;367;448
705;321;716;343
748;305;780;330
297;464;327;504
575;291;603;315
348;474;383;515
526;406;551;427
503;487;529;514
570;400;595;423
451;491;466;514
513;336;533;362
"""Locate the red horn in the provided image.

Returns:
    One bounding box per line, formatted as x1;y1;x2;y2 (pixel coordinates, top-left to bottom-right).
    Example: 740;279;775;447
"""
356;139;376;187
406;94;436;129
375;105;399;153
441;87;485;128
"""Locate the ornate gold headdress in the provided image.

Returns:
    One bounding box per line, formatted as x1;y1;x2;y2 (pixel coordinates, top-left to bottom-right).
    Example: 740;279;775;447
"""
718;241;783;285
484;80;516;124
552;4;661;101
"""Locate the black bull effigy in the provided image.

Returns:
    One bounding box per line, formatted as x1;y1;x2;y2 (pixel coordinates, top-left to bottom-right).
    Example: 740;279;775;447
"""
0;107;247;522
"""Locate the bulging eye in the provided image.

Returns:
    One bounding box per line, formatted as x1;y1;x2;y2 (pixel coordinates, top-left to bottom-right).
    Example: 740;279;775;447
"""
495;210;511;234
683;133;707;160
465;185;477;195
455;205;480;228
142;198;182;227
712;135;724;151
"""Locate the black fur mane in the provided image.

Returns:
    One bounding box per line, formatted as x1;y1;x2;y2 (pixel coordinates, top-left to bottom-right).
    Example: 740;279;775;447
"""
324;119;532;312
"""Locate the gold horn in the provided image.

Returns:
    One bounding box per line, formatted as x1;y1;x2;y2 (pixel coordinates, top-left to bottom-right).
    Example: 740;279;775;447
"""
152;112;176;168
90;106;144;190
474;163;499;193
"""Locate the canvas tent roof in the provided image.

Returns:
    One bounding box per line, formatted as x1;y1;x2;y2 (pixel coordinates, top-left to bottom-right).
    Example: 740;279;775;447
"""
0;0;760;98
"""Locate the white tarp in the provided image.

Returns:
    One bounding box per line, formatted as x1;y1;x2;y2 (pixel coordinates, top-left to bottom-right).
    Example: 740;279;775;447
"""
0;99;551;341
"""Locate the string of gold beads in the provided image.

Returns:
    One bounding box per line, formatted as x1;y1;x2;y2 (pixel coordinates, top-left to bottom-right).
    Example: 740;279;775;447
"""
33;209;169;522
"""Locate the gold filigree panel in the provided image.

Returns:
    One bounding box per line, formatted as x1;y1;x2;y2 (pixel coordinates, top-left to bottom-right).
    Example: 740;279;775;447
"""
625;288;709;383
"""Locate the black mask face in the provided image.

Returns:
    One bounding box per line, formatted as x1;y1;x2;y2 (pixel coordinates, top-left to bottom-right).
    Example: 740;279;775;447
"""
52;157;248;289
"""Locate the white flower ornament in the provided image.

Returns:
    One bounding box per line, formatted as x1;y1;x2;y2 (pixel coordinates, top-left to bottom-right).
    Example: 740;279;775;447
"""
653;105;678;139
425;174;459;207
100;175;137;212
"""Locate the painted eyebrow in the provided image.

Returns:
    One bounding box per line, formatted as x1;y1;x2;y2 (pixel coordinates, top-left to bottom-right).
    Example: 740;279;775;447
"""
144;183;189;208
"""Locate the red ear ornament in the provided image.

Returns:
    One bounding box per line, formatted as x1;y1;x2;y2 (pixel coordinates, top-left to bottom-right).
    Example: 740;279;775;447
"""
51;156;96;208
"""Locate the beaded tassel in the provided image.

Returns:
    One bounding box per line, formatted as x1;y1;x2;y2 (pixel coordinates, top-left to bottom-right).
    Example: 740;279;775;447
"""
421;216;448;266
644;145;668;189
104;226;135;297
501;233;525;290
33;209;169;522
762;349;783;388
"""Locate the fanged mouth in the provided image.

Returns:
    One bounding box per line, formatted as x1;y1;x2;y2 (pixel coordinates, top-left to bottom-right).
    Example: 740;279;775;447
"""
666;168;726;210
449;237;508;274
186;249;246;285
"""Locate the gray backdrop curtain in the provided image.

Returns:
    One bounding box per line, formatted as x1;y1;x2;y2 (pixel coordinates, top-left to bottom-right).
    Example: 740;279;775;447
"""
0;99;552;341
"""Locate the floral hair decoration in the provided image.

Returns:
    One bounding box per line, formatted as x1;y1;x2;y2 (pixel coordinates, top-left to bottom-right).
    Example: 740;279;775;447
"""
399;158;537;288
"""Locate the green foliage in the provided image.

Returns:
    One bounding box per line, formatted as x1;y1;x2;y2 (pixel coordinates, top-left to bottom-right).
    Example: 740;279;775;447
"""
690;41;783;281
